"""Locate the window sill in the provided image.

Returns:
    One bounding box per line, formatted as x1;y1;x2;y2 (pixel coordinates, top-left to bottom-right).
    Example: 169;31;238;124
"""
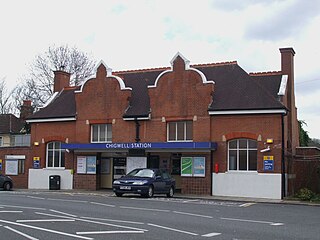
227;171;258;174
44;167;66;170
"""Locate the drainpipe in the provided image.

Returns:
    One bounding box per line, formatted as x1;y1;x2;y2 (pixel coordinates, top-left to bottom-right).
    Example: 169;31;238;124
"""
135;119;140;143
281;113;286;199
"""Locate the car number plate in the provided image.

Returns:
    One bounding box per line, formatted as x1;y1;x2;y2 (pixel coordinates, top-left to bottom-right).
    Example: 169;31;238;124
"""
120;186;131;190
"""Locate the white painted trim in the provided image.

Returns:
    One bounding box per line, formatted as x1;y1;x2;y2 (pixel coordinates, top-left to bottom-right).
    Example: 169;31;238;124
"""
40;92;59;109
278;75;288;96
76;60;132;93
123;116;151;121
209;109;286;115
5;155;26;160
26;117;76;123
148;52;214;88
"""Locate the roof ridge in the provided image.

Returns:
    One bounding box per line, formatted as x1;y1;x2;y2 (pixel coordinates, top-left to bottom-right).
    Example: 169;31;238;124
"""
249;71;282;76
191;61;238;68
114;67;170;74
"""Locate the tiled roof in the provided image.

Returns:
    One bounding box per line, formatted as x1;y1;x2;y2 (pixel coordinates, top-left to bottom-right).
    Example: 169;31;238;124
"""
27;61;286;121
0;114;24;134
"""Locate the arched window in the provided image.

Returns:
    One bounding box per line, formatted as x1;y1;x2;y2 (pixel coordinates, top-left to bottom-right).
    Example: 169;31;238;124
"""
228;139;257;171
46;142;65;168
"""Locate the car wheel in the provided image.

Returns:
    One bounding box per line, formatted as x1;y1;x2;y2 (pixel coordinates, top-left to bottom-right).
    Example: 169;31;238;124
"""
144;185;154;198
167;186;174;198
4;182;12;191
115;192;123;197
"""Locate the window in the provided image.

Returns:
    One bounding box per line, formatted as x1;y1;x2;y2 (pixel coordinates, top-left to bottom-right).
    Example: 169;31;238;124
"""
0;136;3;146
12;134;31;146
46;142;65;168
167;121;193;142
91;124;112;143
228;139;257;171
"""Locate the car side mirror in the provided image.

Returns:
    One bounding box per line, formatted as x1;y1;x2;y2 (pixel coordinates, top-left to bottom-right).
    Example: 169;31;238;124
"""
155;176;162;180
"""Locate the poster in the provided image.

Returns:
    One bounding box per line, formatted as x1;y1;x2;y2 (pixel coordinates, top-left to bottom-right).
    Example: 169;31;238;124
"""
181;157;193;176
193;157;205;177
86;156;97;174
77;156;87;174
5;160;18;175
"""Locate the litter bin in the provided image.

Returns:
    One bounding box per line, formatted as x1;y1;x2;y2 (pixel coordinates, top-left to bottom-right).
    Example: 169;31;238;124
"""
49;175;61;190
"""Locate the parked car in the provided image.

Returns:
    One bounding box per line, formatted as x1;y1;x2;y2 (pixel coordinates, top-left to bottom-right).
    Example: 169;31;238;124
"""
113;168;176;198
0;174;13;191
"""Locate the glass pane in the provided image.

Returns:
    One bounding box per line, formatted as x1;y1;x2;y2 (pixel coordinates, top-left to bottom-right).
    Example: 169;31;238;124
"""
107;124;112;141
229;140;237;149
48;151;53;167
177;122;184;140
168;122;176;141
186;121;193;140
54;150;60;167
92;125;98;142
229;150;237;170
100;125;106;142
48;142;54;150
249;150;257;170
61;150;65;167
239;150;247;170
249;140;257;149
239;139;247;149
54;142;60;149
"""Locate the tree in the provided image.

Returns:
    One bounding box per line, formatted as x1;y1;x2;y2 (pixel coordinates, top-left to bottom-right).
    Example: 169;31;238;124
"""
0;77;13;114
13;44;96;110
298;120;310;147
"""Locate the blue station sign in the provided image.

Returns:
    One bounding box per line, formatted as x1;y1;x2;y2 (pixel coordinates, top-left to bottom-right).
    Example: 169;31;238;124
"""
62;142;217;150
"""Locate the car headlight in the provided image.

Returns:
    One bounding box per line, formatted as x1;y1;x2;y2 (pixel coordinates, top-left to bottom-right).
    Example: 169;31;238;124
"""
132;180;148;185
113;180;120;184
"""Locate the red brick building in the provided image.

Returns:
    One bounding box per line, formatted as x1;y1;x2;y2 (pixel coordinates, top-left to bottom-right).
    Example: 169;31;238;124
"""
25;48;299;199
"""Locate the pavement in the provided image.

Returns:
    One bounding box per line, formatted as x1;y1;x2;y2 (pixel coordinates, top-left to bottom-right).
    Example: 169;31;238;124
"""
10;188;320;206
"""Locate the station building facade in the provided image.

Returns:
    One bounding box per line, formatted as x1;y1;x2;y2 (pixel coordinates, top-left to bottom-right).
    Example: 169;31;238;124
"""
25;48;299;199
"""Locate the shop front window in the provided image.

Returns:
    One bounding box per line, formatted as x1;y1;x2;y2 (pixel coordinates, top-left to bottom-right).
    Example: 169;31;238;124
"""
46;141;65;168
228;139;257;171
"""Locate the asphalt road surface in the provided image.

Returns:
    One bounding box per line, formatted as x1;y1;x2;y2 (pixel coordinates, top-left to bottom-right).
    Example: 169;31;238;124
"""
0;190;319;239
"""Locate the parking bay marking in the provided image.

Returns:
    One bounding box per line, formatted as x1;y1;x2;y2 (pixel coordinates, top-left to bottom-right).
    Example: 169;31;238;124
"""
148;223;198;236
90;202;116;208
173;211;213;219
77;230;145;235
17;219;75;223
221;217;284;226
3;226;39;240
119;206;170;212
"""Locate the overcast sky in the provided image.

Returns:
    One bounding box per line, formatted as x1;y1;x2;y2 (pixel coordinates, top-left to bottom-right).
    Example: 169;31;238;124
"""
1;0;320;138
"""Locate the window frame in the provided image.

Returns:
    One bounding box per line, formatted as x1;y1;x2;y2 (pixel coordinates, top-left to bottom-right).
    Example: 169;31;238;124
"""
46;141;65;169
90;124;112;143
0;136;3;146
167;121;193;142
227;138;257;172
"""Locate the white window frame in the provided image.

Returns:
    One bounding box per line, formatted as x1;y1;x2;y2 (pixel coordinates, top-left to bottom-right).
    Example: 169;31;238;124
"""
91;124;112;143
167;121;193;142
228;139;257;172
46;141;65;168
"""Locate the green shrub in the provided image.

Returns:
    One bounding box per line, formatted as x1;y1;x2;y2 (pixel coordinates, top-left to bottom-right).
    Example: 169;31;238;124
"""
296;188;315;201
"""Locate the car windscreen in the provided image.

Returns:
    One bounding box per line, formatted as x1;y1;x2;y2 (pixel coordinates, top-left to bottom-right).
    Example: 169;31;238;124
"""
127;169;154;178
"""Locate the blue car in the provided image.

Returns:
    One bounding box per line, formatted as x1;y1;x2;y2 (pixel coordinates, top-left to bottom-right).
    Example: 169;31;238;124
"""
112;168;176;198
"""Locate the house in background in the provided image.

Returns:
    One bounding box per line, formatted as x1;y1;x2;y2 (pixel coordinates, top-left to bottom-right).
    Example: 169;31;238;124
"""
0;100;33;188
24;47;304;199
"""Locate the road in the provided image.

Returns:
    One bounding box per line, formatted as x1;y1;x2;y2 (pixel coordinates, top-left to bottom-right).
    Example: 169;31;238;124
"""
0;190;319;239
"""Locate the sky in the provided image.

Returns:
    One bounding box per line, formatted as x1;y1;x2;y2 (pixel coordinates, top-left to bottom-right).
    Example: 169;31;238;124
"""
1;0;320;138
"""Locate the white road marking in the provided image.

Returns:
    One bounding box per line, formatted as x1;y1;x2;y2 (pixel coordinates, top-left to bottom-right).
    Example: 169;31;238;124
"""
148;223;198;236
173;211;213;219
90;202;116;208
239;202;256;208
0;219;92;240
27;196;45;200
77;230;144;235
47;198;88;203
0;204;46;210
35;212;149;232
17;219;75;223
221;217;284;226
119;206;170;212
0;211;23;213
3;226;39;240
50;209;78;217
202;232;222;237
182;199;199;203
81;216;144;225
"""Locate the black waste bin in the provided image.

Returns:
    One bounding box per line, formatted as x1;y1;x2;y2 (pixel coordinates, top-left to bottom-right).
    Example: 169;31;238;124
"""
49;175;61;190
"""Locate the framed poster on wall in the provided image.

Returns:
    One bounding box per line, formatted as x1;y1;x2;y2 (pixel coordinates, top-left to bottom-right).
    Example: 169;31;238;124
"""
77;156;87;174
86;156;97;174
181;157;193;176
5;160;18;175
181;157;205;177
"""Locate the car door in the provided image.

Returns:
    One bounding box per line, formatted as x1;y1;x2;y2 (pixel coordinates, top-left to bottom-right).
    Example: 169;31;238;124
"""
153;170;166;193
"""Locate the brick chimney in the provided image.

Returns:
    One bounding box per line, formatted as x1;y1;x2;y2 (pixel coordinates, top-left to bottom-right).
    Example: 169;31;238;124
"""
53;70;71;92
280;47;299;151
20;100;33;121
